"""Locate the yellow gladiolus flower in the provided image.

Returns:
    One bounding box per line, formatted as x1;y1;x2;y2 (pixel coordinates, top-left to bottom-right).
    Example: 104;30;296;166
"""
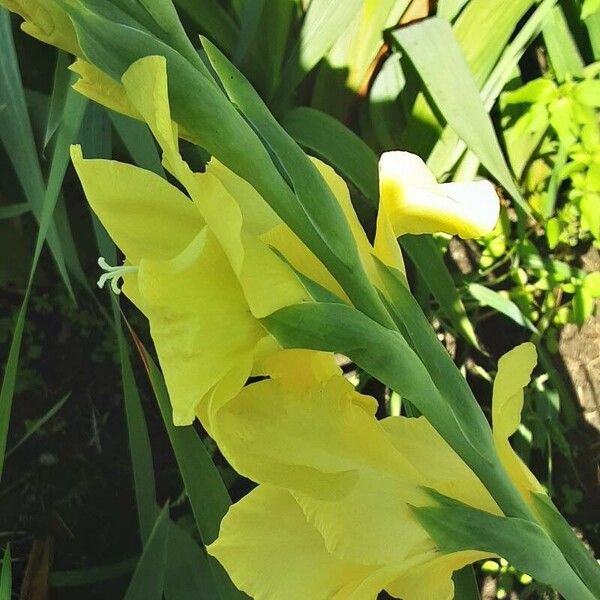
2;1;141;122
70;143;318;429
70;54;502;433
375;151;500;268
69;59;141;121
208;343;542;599
1;0;80;56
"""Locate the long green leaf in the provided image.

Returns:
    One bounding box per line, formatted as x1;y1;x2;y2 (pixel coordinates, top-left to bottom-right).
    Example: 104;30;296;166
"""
414;494;594;599
44;51;72;148
0;204;30;219
5;393;70;459
311;0;411;120
0;83;87;484
117;322;157;541
50;557;138;588
237;0;296;99
0;298;28;484
274;0;363;104
401;235;480;348
138;346;244;600
437;0;469;21
124;504;171;600
543;5;585;81
532;493;600;597
0;545;11;600
451;565;480;600
468;283;538;332
430;0;557;180
282;106;379;201
391;17;524;207
369;52;407;151
173;0;239;54
232;0;265;66
452;0;535;86
140;349;231;543
0;9;72;292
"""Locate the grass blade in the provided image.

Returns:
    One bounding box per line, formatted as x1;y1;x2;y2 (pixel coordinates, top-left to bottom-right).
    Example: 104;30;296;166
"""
133;340;244;600
44;51;72;148
401;235;480;349
0;299;28;484
392;17;524;207
0;9;72;292
0;545;11;600
543;5;585;80
0;204;30;219
282;106;379;201
274;0;363;104
50;557;138;588
0;81;87;484
5;392;70;459
173;0;239;54
124;504;170;600
468;283;538;333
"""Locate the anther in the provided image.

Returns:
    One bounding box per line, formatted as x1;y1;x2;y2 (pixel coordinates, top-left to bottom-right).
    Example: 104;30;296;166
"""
97;256;138;295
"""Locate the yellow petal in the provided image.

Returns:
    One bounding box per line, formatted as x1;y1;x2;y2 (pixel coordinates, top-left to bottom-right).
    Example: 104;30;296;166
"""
492;342;545;498
197;354;256;438
374;204;407;272
121;56;180;171
253;349;342;388
381;416;500;515
3;0;80;55
261;223;349;301
377;151;500;239
70;145;203;263
312;157;402;286
70;60;140;120
385;550;491;600
207;158;280;236
238;233;308;317
493;342;537;440
121;56;246;275
208;486;398;600
215;374;432;566
216;377;370;500
137;228;265;425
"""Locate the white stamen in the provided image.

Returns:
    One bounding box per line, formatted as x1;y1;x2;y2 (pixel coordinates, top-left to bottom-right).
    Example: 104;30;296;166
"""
97;257;138;295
